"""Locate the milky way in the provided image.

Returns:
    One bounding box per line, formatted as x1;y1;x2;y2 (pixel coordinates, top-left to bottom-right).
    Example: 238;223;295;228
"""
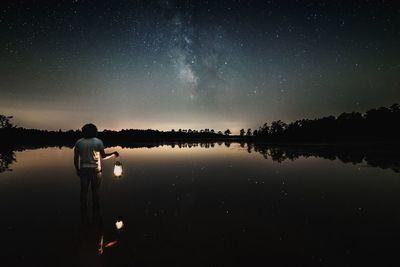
0;0;399;132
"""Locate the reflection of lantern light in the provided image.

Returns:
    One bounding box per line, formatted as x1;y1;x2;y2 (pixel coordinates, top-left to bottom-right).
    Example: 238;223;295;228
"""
105;240;118;247
114;161;123;177
115;220;124;230
98;235;104;255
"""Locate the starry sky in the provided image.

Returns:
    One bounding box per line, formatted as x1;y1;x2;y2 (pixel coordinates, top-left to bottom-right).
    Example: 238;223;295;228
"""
1;0;399;132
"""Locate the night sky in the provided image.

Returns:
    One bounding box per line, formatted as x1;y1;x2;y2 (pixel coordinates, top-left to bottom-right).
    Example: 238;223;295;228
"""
1;0;399;132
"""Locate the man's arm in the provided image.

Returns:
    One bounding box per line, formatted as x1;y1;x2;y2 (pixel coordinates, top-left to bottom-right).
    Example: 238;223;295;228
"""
100;149;119;160
74;146;80;174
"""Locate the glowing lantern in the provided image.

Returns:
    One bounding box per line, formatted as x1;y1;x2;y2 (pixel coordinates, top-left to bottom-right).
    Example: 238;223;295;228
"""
113;160;123;177
115;220;124;230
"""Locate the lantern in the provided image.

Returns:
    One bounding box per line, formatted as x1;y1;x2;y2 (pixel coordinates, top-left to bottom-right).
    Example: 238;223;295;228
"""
113;160;123;177
115;219;124;230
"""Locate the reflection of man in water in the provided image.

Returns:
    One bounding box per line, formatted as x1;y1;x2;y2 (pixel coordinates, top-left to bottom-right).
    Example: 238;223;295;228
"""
74;123;119;211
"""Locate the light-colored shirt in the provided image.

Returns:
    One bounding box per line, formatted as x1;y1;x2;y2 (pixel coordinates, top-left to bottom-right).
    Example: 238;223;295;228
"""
75;137;104;170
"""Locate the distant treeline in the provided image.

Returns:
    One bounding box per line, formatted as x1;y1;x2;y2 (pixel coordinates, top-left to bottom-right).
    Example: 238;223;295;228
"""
250;103;400;142
0;119;235;149
0;103;399;148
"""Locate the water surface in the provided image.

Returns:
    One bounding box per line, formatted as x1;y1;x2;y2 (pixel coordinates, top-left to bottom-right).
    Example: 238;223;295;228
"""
1;143;399;266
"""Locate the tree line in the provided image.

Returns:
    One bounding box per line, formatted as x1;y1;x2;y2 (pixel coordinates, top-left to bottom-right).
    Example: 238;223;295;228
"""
1;103;399;148
0;115;237;148
246;103;400;142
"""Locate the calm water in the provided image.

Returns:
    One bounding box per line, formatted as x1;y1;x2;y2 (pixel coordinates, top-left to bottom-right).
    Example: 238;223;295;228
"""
0;143;400;266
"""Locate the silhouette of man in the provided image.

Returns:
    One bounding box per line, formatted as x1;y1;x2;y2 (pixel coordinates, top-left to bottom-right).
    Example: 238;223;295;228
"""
74;123;119;211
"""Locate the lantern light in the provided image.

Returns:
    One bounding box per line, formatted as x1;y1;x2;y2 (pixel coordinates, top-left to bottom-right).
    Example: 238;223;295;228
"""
115;219;124;230
113;160;123;177
98;235;104;255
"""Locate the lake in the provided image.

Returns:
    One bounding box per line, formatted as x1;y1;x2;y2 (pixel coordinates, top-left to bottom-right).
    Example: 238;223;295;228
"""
0;143;399;266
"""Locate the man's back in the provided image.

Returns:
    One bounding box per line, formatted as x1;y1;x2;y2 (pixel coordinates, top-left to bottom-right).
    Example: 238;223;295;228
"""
75;137;104;170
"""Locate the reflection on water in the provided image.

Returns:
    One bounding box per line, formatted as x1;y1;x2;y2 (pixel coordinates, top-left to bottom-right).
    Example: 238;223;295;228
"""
0;150;16;173
3;142;398;173
249;143;400;173
0;143;400;266
78;166;124;261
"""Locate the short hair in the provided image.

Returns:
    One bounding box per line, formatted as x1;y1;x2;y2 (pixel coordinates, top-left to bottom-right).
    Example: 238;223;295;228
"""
81;123;98;138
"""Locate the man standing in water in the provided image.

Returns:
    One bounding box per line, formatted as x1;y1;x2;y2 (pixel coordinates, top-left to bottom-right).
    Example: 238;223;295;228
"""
74;123;119;210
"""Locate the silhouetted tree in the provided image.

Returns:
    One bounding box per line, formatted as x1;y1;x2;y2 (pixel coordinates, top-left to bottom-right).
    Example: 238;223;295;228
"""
258;123;269;136
270;120;287;136
390;103;399;112
0;150;16;173
246;128;252;136
224;129;231;136
0;115;13;128
239;129;245;137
